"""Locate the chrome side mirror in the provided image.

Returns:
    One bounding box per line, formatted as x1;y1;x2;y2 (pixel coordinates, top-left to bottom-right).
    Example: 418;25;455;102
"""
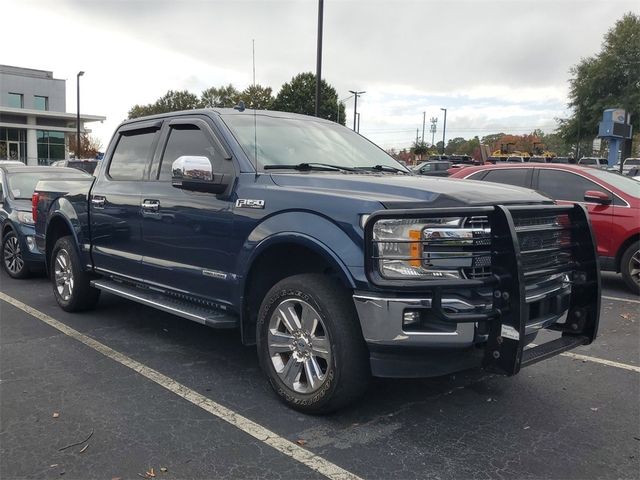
172;155;228;194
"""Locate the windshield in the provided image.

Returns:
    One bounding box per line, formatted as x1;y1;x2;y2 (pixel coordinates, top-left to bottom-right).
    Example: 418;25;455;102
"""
625;158;640;165
588;169;640;198
221;114;408;172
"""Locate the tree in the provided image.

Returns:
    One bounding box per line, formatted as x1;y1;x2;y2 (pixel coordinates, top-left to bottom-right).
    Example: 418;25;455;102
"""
128;90;201;118
272;72;346;125
68;133;102;158
200;84;240;108
411;141;429;162
238;84;275;110
557;12;640;147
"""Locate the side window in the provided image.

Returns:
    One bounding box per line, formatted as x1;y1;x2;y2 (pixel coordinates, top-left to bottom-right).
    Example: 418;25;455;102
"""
482;169;529;187
108;129;158;181
537;170;606;202
467;171;488;180
158;124;227;181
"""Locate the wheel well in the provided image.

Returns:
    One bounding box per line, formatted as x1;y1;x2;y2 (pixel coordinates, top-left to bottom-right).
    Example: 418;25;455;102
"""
2;223;14;239
241;243;352;345
615;234;640;272
45;217;73;272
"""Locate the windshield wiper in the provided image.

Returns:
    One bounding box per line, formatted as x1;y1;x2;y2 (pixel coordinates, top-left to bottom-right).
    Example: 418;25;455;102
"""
355;164;409;174
263;162;355;172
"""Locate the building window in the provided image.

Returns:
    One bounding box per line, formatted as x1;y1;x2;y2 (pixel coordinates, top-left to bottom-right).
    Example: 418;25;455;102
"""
0;128;27;163
7;93;23;108
34;96;49;111
36;130;66;165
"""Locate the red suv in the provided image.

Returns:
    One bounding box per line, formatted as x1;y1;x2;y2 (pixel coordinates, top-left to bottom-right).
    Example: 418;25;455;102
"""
451;164;640;293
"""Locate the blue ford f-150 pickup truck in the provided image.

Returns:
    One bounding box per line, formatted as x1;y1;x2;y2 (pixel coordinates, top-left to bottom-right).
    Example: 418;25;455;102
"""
34;109;601;413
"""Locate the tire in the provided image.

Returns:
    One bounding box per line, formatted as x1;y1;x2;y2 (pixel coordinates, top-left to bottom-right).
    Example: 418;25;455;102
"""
257;274;370;414
50;236;100;312
620;241;640;295
2;230;29;279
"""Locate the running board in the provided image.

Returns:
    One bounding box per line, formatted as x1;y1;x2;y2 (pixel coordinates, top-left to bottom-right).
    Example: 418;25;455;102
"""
521;335;589;367
90;279;238;329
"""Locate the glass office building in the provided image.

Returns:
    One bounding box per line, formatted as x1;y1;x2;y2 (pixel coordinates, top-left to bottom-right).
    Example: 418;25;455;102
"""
0;65;105;165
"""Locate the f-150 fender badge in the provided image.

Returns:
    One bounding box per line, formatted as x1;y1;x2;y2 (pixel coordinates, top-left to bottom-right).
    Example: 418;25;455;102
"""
236;199;265;209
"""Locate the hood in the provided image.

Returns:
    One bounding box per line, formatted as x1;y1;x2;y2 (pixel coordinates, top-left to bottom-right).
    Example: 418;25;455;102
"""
269;173;552;208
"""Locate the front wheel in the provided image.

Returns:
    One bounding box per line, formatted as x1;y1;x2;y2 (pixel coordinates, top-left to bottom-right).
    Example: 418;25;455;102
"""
2;230;29;279
257;274;370;414
620;242;640;295
51;236;100;312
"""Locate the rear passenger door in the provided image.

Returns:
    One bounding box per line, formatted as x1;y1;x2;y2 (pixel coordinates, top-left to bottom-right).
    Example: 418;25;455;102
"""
90;121;161;280
139;116;236;304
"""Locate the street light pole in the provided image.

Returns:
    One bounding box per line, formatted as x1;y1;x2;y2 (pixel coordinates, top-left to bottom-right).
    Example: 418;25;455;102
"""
356;113;361;133
349;90;365;131
440;107;447;154
314;0;324;117
76;71;84;158
421;111;426;143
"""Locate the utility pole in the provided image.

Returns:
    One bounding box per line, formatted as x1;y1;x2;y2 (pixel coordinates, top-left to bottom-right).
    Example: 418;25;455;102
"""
252;39;256;87
349;90;365;131
76;71;84;158
430;117;437;146
315;0;324;117
356;113;361;133
416;128;419;145
440;107;447;154
421;112;426;143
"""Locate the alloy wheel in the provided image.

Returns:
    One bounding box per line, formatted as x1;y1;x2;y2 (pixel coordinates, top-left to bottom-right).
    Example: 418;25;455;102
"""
54;249;74;301
629;249;640;287
267;298;332;394
3;235;24;275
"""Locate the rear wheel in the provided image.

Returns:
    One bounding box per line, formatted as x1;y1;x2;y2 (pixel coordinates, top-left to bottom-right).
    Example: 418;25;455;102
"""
620;242;640;295
2;231;29;279
51;236;100;311
257;274;370;414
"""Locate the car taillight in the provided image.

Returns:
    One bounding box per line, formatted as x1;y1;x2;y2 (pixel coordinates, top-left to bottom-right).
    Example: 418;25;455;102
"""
32;192;39;223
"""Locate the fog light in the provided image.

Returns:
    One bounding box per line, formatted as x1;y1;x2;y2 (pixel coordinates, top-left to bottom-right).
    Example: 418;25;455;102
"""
26;236;37;252
403;310;422;330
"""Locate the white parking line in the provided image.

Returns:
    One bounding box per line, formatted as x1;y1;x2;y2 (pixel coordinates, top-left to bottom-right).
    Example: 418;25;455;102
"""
602;295;640;305
0;292;362;480
559;351;640;373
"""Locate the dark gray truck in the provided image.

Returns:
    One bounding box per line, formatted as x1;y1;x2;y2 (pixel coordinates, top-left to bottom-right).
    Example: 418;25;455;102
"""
33;109;601;413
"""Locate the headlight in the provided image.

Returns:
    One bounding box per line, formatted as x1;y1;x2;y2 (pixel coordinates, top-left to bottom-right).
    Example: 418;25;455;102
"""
372;217;490;280
17;211;34;225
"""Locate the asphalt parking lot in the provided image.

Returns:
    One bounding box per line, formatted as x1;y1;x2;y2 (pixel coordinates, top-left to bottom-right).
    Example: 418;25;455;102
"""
1;269;638;479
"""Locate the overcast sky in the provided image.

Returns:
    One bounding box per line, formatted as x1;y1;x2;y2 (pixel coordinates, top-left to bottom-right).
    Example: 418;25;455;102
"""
3;0;636;150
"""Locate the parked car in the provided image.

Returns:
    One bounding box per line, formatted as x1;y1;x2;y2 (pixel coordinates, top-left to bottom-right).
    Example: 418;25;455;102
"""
529;156;548;163
506;156;527;163
613;157;640;174
550;157;574;164
0;160;26;166
626;167;640;180
578;157;608;169
428;154;449;161
451;163;640;293
34;109;600;413
1;165;90;278
50;158;100;175
412;160;451;176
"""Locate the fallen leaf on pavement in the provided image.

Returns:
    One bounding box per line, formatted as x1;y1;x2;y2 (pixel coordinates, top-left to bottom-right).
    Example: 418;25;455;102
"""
591;407;598;412
79;444;89;453
160;467;168;473
620;313;631;320
52;412;60;418
146;468;156;478
296;439;306;446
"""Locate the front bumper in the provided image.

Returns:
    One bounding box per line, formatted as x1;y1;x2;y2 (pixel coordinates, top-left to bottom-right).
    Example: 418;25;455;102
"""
358;203;601;378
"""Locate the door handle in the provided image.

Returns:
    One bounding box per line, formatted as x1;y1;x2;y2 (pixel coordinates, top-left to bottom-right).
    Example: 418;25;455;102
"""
91;196;106;208
141;199;160;212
